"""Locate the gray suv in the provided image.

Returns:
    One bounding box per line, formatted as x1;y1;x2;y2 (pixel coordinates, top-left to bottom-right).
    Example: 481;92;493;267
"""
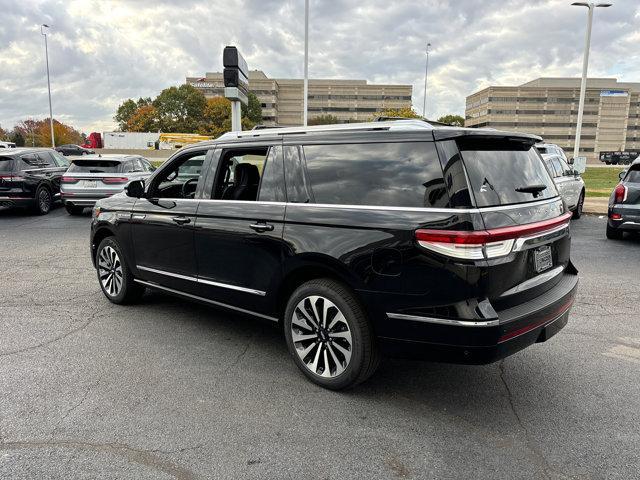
541;153;586;219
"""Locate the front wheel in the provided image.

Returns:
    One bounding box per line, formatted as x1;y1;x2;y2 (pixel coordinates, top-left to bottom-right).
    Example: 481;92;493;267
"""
283;279;380;390
572;192;584;219
96;237;145;304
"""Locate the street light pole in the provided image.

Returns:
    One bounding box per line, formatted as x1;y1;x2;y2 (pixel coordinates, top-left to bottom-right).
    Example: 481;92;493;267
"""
571;2;611;160
41;24;55;148
422;43;431;119
303;0;309;126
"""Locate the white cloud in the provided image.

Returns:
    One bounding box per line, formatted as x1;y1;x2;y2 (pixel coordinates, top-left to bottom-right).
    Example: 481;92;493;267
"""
0;0;638;133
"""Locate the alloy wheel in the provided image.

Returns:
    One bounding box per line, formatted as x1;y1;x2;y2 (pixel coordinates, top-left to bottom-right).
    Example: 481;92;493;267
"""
290;295;353;378
98;245;123;297
39;189;51;212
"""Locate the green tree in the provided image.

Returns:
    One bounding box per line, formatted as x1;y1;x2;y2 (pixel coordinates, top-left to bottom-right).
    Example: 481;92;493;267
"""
308;114;340;125
436;114;465;127
153;84;207;133
372;107;421;120
0;125;7;140
114;97;152;131
241;92;263;127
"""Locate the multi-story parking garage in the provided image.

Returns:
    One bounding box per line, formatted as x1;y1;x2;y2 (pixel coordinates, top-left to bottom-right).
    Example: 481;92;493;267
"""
187;70;412;126
465;78;640;163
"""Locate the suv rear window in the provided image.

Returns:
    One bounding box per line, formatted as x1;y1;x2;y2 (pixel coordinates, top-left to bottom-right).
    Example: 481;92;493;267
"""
0;156;13;173
302;142;448;208
67;161;122;173
625;167;640;183
458;138;557;207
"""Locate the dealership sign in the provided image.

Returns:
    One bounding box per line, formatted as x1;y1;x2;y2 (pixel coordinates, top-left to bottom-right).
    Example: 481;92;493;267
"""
600;90;628;97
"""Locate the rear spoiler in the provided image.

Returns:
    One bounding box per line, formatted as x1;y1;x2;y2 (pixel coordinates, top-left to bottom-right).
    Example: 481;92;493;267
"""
432;128;542;146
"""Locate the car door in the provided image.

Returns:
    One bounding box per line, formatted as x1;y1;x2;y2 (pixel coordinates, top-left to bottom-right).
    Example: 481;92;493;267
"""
36;151;66;197
130;148;212;295
557;157;580;209
193;144;286;316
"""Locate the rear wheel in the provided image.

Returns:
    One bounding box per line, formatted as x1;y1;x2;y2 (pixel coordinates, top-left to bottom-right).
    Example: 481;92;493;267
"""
33;186;52;215
283;279;380;390
65;204;85;215
96;237;145;304
572;191;584;219
606;224;624;240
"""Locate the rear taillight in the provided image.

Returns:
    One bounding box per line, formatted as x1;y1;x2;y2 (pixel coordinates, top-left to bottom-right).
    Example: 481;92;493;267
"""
610;213;622;220
61;176;79;184
0;174;23;181
614;184;627;203
102;177;129;184
415;212;572;260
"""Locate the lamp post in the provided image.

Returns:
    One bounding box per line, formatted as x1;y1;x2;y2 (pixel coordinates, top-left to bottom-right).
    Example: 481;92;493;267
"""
41;24;55;148
422;43;431;119
571;2;611;160
303;0;309;126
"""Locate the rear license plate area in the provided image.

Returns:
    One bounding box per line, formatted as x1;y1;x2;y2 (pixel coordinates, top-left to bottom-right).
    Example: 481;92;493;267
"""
84;180;97;188
534;245;553;273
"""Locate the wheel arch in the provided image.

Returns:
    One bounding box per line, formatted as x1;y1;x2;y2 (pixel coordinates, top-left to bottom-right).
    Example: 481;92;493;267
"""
91;226;116;265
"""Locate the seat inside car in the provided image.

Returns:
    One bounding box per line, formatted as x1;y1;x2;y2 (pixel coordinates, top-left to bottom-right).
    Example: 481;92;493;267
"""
223;163;260;201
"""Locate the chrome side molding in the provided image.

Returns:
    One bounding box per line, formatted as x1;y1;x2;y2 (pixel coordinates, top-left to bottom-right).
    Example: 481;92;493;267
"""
387;312;499;327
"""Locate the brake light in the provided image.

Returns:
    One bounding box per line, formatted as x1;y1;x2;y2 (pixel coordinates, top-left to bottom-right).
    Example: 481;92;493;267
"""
415;212;572;260
614;184;627;203
102;177;129;184
0;174;23;181
610;213;622;220
61;176;79;184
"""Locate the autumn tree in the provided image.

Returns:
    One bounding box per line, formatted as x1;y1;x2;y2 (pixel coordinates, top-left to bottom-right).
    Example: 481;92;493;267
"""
114;97;152;130
126;105;159;132
308;114;341;125
436;114;465;127
372;107;422;120
0;125;7;141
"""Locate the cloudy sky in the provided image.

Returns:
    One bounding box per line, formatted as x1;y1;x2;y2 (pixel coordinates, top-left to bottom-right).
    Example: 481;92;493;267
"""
1;0;639;133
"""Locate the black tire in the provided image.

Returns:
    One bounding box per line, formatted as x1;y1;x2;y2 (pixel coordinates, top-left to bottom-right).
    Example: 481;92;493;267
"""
604;161;611;165
572;191;584;219
96;237;145;304
606;224;624;240
33;186;52;215
65;204;84;215
283;278;380;390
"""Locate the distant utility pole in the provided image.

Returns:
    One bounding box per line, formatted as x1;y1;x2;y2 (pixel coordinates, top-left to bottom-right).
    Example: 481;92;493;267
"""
571;2;612;160
41;24;55;148
303;0;309;126
422;43;431;119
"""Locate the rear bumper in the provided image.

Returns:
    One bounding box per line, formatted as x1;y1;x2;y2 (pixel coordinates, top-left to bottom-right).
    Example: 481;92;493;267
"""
0;196;35;208
608;204;640;231
377;272;578;364
62;192;115;207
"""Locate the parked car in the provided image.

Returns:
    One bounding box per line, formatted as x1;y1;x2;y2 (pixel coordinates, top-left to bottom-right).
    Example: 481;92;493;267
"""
0;147;69;214
536;143;569;163
0;141;17;148
606;159;640;239
61;154;155;215
90;120;578;389
541;153;586;218
55;144;95;156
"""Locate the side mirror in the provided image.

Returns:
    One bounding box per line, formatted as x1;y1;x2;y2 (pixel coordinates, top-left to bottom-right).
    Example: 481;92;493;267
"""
568;157;574;165
125;179;145;198
619;170;627;180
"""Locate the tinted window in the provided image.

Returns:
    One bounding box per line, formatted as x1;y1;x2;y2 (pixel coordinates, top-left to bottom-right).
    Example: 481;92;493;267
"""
284;146;311;203
51;150;70;167
625;168;640;183
0;156;14;172
258;147;285;202
37;152;55;166
458;138;557;207
558;158;572;176
67;161;122;173
20;154;40;167
437;140;472;208
302;142;448;208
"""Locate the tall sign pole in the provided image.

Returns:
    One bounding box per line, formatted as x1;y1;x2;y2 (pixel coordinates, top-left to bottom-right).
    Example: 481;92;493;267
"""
223;46;249;132
303;0;309;126
41;24;55;147
422;43;431;119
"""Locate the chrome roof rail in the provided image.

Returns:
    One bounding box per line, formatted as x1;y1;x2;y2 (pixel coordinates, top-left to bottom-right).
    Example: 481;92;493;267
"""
217;119;434;140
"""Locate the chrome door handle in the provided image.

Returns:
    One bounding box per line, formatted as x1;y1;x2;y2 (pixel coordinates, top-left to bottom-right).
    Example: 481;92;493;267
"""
172;216;191;225
250;222;274;233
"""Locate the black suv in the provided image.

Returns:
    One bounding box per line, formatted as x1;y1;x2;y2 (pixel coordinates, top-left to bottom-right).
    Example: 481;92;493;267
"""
55;144;94;156
0;148;70;214
90;120;578;389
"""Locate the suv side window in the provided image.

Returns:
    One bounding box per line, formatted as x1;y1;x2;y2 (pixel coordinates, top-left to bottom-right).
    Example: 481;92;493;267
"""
257;147;285;202
558;158;572;176
301;142;448;208
211;147;270;201
148;152;206;199
37;152;55;166
283;146;312;203
50;150;70;168
20;154;40;169
550;157;563;177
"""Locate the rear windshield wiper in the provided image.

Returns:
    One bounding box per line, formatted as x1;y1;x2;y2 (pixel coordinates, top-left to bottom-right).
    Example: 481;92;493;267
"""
515;184;547;194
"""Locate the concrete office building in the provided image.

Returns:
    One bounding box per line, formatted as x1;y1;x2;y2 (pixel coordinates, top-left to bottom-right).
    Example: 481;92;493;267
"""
465;78;640;163
187;70;413;127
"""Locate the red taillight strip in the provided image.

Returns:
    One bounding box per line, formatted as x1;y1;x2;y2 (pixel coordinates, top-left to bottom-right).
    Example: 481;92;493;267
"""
614;184;627;203
61;176;79;184
416;212;572;245
498;295;575;343
102;177;129;184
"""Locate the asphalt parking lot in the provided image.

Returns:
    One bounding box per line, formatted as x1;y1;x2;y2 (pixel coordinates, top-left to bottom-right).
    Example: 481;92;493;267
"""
1;206;639;479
